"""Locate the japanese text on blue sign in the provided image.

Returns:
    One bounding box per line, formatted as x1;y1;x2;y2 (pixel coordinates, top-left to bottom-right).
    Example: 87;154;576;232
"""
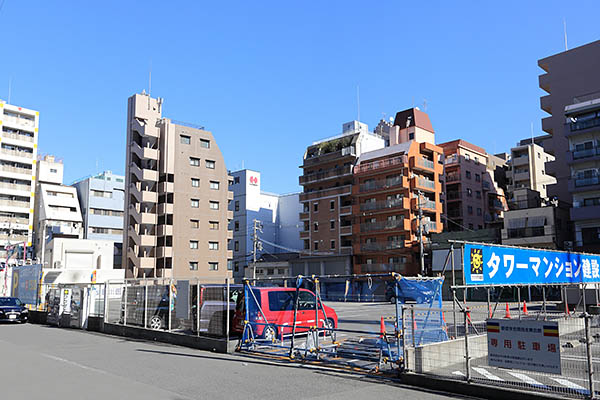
464;243;600;285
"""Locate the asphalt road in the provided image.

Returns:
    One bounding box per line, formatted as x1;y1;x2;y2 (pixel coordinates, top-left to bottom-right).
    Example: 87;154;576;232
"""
0;323;473;400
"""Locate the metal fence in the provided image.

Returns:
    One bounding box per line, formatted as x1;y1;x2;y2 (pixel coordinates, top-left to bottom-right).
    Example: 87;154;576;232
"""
104;278;237;339
402;301;597;399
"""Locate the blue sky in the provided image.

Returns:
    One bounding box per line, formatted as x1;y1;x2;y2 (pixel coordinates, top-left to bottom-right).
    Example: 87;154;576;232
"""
1;1;598;193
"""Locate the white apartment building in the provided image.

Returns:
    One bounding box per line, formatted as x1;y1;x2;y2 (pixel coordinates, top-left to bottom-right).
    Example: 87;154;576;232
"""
0;100;39;261
506;142;556;201
229;169;302;281
33;155;84;266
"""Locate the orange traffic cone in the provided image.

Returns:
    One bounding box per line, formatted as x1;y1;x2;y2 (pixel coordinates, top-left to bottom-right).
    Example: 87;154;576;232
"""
413;316;418;332
504;303;511;319
380;316;386;338
488;305;493;319
523;301;528;315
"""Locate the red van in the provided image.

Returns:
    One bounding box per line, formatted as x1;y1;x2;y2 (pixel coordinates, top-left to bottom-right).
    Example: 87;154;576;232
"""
233;287;338;340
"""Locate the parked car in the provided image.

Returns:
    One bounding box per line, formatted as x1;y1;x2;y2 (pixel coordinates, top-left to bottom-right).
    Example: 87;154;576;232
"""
191;284;243;336
233;287;338;341
120;286;169;330
0;297;28;323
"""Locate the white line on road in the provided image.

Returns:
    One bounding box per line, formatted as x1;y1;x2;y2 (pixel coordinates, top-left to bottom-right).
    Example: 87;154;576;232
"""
452;370;465;377
472;367;504;381
41;354;110;375
507;371;547;387
550;377;587;391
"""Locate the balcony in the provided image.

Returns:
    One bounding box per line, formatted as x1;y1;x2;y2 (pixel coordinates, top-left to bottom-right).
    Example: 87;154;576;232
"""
299;212;309;220
158;181;174;193
539;73;550;93
359;197;408;212
339;246;353;255
0;182;31;193
410;157;435;172
571;204;600;222
444;155;459;166
572;176;600;190
355;155;408;174
359;175;406;193
339;205;352;215
157;203;173;214
2;131;34;143
505;227;546;239
2;115;35;130
303;146;356;167
513;171;530;182
131;141;158;161
411;176;436;192
489;199;504;210
299;165;352;185
482;181;491;191
359;263;408;274
540;94;552;114
339;225;352;236
360;219;409;233
157;225;173;236
541;116;553;135
569;117;600;133
447;209;462;218
512;155;529;166
157;246;173;258
0;199;30;209
445;172;460;183
299;185;351;202
566;147;600;164
411;197;436;211
0;148;33;160
446;191;461;201
360;241;404;252
0;164;32;176
299;230;309;239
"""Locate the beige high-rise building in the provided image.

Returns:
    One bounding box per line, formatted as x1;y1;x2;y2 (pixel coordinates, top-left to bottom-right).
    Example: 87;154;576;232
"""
123;93;233;279
0;100;39;261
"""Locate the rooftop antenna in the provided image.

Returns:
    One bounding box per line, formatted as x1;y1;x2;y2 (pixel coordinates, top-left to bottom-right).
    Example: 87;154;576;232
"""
563;19;568;51
356;85;360;122
7;76;11;104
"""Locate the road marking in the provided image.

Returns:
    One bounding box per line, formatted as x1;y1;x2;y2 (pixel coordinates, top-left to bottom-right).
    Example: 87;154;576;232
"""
472;367;503;381
507;371;547;387
41;354;110;375
550;378;587;391
452;370;465;377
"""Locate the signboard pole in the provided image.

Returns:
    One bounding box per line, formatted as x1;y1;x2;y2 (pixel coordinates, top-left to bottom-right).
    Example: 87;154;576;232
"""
517;289;521;320
585;312;595;396
464;308;471;381
487;289;491;319
451;245;457;338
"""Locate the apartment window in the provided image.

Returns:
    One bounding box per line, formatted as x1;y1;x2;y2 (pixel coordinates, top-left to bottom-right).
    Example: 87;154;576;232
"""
478;225;483;230
330;220;335;230
227;260;233;271
314;241;319;251
314;222;319;231
189;262;198;271
180;135;191;144
477;208;482;216
209;241;219;250
206;160;215;169
234;176;240;184
313;202;318;212
304;240;309;250
210;181;220;190
409;132;415;140
234;201;239;211
234;221;239;231
474;157;479;164
191;199;199;208
191;178;200;187
209;201;219;210
208;262;218;271
190;157;200;166
200;139;210;148
330;200;335;210
234;262;239;272
467;188;472;197
91;190;112;198
330;240;336;250
465;153;470;161
476;190;481;199
475;174;480;182
209;221;219;230
234;241;239;251
466;171;471;179
190;219;199;229
190;241;199;249
468;206;473;215
50;168;57;173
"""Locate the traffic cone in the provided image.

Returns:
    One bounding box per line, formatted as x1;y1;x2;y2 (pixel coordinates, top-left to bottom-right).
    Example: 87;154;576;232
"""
523;301;528;315
488;305;493;319
466;308;472;323
504;303;511;319
413;315;418;332
565;302;571;317
380;316;386;339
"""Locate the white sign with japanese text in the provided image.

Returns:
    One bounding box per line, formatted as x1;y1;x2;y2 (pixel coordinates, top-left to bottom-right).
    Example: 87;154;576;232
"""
486;319;560;374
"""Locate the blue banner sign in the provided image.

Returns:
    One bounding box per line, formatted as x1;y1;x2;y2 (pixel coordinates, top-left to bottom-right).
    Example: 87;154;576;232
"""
11;264;43;305
464;243;600;285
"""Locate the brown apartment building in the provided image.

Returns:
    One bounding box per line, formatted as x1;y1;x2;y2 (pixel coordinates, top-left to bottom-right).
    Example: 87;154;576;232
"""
123;93;233;279
352;139;444;276
440;140;507;231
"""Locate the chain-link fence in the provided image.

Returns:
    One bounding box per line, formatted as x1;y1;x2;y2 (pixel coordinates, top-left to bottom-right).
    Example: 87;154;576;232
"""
403;301;598;399
104;278;238;339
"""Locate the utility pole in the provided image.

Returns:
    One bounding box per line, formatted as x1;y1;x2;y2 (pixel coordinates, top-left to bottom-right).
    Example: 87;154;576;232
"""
251;219;263;280
417;190;425;276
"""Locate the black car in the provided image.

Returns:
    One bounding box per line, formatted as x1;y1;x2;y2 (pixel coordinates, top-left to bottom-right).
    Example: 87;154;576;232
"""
0;297;28;323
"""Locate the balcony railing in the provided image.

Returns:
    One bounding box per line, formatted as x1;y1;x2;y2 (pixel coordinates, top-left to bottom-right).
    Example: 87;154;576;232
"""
359;197;405;212
419;199;436;210
354;155;407;174
575;176;600;187
0;182;31;192
416;157;435;170
360;219;406;233
0;199;30;208
570;117;600;132
444;155;459;165
360;241;405;252
445;172;460;182
2;131;34;142
359;176;404;192
2;115;35;128
300;165;352;184
572;147;600;160
446;191;461;200
0;148;33;159
415;177;435;190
